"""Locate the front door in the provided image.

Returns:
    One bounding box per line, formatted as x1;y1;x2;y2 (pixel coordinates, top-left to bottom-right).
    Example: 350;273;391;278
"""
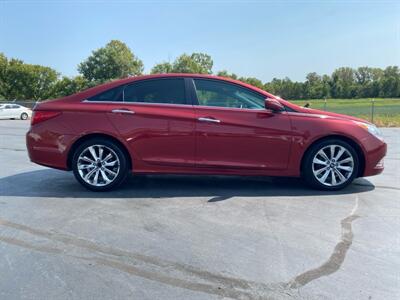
192;78;292;171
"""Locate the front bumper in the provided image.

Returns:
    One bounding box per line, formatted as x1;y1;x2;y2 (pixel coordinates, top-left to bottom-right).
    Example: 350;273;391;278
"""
362;137;387;177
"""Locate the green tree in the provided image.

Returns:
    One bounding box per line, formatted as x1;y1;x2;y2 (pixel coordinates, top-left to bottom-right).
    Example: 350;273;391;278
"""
172;53;213;74
379;66;400;97
265;77;305;100
216;70;238;80
304;72;330;99
0;53;7;99
331;67;357;98
239;77;264;89
150;62;173;74
355;67;382;98
3;58;58;100
50;76;90;98
78;40;143;84
151;52;213;74
189;53;213;74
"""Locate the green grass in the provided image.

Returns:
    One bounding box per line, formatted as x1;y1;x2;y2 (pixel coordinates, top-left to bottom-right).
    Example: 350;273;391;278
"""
290;98;400;127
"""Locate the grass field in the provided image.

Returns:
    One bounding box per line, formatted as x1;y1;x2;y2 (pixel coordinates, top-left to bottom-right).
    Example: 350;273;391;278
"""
290;98;400;127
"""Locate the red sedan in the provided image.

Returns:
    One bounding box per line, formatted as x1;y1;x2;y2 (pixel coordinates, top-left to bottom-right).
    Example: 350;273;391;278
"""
26;74;386;191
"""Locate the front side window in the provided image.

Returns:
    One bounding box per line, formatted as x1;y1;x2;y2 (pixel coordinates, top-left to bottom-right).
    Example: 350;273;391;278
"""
124;79;186;105
193;79;265;109
11;105;20;108
87;85;123;102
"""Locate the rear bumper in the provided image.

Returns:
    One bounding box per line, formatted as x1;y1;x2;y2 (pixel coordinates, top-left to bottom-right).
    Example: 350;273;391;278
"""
362;137;387;177
26;127;74;170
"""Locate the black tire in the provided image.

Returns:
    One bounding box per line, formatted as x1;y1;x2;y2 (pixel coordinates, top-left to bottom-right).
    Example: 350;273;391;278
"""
72;138;129;191
302;139;359;190
20;113;28;120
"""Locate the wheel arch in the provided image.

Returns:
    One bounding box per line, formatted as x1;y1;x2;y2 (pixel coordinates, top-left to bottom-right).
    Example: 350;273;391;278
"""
300;134;366;178
67;133;132;171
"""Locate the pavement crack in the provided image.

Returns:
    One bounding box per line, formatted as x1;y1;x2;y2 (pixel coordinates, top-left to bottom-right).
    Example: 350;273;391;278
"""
0;218;282;299
284;196;360;289
0;147;26;152
0;195;364;297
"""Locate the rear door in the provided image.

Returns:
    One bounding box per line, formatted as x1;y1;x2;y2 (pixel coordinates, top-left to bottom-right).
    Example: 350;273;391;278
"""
191;78;292;171
106;78;196;168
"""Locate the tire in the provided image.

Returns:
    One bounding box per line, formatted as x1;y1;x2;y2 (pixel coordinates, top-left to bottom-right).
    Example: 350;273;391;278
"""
20;113;28;120
302;139;359;190
72;138;129;191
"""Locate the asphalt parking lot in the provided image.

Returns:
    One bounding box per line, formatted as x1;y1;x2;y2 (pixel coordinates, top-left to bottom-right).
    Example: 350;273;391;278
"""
0;120;399;300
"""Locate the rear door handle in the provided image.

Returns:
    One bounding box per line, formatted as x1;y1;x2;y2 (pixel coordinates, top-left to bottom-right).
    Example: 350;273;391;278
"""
198;117;220;123
111;109;135;115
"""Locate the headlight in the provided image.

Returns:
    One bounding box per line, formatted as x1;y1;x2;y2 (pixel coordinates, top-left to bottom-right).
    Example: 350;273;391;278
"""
354;121;384;141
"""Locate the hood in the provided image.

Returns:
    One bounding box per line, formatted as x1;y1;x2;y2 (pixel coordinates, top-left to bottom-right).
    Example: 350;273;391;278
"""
298;107;370;123
280;99;371;124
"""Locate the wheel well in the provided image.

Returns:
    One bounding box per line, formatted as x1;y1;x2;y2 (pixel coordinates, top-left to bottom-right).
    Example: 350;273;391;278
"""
67;133;132;170
300;135;365;177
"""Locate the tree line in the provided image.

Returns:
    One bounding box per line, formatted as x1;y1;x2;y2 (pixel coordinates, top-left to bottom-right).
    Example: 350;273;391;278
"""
1;40;399;101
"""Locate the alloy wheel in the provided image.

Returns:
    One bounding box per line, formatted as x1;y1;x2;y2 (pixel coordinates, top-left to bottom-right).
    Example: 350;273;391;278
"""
77;144;120;187
312;144;354;187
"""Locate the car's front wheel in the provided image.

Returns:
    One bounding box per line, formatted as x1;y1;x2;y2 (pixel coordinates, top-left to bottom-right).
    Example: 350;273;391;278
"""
72;138;129;191
302;139;359;190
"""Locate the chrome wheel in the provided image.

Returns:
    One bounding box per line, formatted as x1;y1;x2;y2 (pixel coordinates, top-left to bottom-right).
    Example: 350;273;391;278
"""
77;145;120;187
312;144;354;187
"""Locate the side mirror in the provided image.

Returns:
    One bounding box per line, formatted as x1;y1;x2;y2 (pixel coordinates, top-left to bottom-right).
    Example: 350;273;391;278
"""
265;98;284;112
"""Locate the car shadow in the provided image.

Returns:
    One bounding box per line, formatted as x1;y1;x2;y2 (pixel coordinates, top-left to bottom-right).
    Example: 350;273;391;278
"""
0;169;375;200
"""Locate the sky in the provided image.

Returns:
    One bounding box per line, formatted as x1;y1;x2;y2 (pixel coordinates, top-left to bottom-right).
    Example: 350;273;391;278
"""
0;0;399;82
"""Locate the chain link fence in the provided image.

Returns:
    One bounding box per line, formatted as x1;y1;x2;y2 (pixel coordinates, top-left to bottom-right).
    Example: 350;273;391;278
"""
5;100;38;109
296;98;400;126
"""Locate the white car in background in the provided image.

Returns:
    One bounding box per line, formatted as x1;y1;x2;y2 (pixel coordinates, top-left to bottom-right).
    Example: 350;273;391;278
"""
0;103;32;120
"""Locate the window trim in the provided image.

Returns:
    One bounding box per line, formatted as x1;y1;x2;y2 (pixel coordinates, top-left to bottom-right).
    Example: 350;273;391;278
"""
84;77;191;106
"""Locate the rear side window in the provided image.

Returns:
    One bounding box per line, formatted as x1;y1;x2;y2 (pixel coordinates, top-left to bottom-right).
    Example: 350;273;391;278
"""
87;85;123;102
11;105;20;108
124;79;186;105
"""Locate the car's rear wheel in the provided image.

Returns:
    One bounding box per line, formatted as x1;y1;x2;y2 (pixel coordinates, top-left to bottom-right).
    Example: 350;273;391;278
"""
20;112;28;120
72;138;129;191
302;139;359;190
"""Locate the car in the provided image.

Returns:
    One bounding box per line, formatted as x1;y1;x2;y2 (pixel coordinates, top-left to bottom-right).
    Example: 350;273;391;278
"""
26;74;386;191
0;103;32;120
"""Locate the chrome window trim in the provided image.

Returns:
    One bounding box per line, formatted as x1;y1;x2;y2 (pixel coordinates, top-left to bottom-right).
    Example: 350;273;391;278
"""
82;99;193;108
194;104;267;112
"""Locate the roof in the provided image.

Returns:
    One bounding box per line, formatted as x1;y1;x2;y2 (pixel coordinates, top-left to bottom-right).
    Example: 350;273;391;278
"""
72;73;277;101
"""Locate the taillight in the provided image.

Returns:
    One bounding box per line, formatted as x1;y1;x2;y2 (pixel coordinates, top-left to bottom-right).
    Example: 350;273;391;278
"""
31;111;61;125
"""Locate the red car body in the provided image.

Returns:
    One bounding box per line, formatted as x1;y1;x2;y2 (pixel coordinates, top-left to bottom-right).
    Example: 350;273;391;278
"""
26;74;386;183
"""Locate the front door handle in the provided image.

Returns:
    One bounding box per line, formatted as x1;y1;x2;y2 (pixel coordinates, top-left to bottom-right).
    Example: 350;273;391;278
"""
111;109;135;115
198;117;221;123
